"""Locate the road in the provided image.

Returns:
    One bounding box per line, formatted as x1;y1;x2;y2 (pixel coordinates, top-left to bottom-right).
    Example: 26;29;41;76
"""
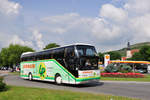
3;74;150;100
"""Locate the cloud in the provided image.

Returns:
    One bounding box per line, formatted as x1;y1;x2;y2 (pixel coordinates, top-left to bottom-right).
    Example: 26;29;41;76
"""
100;4;127;23
91;18;122;41
124;0;150;15
41;13;80;25
9;35;33;47
32;30;44;50
0;0;21;15
129;14;150;41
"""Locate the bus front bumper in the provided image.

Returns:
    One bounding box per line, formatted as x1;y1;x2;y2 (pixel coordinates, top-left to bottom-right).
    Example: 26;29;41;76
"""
75;77;100;84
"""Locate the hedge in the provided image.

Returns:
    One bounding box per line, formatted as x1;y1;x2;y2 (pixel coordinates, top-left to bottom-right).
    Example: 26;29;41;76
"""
0;77;6;91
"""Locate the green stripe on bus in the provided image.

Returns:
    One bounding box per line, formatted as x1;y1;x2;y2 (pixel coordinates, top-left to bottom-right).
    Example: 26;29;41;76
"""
76;77;100;82
45;77;55;80
20;75;28;77
21;74;54;80
33;76;40;78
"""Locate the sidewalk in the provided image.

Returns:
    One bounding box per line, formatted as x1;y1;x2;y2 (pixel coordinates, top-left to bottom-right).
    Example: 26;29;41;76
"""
0;70;9;77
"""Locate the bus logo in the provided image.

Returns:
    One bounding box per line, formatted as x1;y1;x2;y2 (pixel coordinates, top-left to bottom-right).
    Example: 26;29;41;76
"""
23;64;35;68
39;63;46;80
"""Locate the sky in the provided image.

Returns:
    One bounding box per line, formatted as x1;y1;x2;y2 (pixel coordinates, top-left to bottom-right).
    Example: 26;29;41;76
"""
0;0;150;52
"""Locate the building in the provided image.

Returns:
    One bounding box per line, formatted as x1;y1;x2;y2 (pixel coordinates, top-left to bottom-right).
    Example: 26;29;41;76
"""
122;42;139;60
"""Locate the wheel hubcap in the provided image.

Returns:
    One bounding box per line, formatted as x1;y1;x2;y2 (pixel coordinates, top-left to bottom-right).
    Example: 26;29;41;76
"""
29;74;32;80
56;76;62;84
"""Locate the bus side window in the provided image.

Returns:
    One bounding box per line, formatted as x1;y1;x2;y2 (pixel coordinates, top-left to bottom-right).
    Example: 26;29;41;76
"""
43;50;52;60
58;48;64;59
49;51;53;59
36;53;43;60
66;47;74;58
24;57;28;61
32;56;36;61
53;50;57;59
26;56;29;61
21;57;24;61
52;48;64;59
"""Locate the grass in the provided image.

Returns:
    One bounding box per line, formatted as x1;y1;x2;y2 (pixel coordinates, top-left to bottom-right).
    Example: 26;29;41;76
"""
0;86;139;100
101;74;150;82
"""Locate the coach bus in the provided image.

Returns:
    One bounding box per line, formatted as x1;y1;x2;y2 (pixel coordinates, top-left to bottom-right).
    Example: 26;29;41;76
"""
20;44;100;84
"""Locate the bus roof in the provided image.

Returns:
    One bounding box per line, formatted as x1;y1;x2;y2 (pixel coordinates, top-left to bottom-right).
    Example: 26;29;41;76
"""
21;43;94;57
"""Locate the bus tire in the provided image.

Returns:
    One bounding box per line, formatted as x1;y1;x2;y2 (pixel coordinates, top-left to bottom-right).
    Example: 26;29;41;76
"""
28;73;33;81
55;74;62;85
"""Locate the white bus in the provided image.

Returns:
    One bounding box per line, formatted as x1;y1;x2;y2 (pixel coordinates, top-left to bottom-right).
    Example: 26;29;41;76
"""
20;44;100;84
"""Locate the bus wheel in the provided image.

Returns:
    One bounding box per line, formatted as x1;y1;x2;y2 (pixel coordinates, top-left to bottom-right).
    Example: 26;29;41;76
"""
28;73;33;81
55;74;62;85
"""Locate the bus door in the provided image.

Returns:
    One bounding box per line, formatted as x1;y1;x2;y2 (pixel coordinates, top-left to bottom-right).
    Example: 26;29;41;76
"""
64;47;76;84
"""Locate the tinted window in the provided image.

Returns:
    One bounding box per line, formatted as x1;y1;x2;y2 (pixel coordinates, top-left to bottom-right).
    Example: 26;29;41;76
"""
76;45;97;56
43;50;52;59
35;52;43;60
53;48;64;59
65;46;75;57
21;54;35;61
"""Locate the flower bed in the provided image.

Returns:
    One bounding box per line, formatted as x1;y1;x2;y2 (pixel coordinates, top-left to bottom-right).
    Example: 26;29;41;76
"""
101;72;145;78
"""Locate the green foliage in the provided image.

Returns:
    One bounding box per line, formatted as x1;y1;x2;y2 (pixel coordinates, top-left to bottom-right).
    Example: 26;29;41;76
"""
106;51;121;60
119;64;132;73
130;45;150;61
129;52;143;61
98;51;121;63
43;43;60;50
98;52;104;63
105;64;132;73
0;44;34;68
104;64;118;73
0;77;6;92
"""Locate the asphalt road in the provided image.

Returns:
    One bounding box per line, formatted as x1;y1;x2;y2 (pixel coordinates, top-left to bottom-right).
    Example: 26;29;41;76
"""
3;74;150;100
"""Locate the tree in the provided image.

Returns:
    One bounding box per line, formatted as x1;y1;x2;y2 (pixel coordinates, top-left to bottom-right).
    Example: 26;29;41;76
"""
43;43;60;50
98;52;104;63
130;45;150;61
129;52;144;61
0;44;34;68
139;45;150;61
107;51;121;60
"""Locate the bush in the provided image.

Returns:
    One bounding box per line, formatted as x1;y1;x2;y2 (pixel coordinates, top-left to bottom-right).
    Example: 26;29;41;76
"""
0;77;6;92
104;64;132;73
119;65;132;73
105;64;119;73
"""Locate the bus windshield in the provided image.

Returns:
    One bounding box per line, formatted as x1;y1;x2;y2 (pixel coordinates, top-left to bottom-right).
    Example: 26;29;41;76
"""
76;45;97;57
76;45;99;70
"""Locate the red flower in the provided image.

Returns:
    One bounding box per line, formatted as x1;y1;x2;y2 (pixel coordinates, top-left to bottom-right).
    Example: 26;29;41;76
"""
101;72;145;78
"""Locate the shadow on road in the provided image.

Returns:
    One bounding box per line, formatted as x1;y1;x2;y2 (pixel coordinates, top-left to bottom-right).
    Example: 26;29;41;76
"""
26;79;104;88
